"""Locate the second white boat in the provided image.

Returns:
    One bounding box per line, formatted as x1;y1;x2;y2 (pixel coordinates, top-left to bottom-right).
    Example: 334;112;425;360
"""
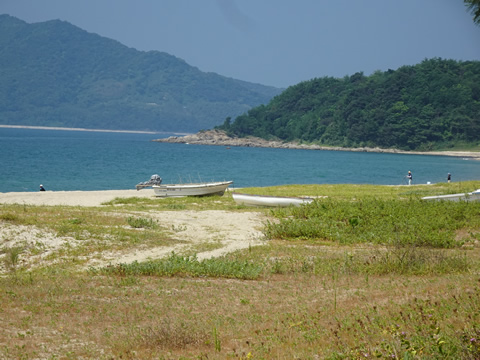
232;192;314;207
421;189;480;202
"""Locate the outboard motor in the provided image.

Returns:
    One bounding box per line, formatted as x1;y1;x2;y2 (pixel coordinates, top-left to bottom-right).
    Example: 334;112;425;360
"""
136;174;163;190
149;174;162;185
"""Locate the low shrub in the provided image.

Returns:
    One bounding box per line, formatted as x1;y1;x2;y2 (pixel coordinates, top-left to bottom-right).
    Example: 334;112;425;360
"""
96;252;263;280
127;216;158;229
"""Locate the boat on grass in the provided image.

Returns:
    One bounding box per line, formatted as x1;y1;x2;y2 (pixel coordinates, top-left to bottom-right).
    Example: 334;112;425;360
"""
152;180;233;197
232;192;314;207
421;189;480;202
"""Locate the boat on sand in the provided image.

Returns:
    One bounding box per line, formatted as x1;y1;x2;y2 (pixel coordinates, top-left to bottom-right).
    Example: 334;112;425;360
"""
136;174;162;190
421;189;480;202
153;181;233;197
232;192;314;207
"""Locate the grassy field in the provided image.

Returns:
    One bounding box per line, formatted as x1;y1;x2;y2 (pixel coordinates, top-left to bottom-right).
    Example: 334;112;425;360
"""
1;181;480;359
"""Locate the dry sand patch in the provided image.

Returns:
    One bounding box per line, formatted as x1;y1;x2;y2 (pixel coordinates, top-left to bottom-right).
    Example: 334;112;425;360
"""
0;224;81;273
0;209;266;273
92;210;266;267
0;189;155;207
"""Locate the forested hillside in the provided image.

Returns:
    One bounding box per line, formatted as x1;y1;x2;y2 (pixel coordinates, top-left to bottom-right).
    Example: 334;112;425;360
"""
0;15;281;132
218;58;480;150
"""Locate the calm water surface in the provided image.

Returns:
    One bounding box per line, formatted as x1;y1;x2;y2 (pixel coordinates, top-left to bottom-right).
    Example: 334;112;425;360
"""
1;127;480;192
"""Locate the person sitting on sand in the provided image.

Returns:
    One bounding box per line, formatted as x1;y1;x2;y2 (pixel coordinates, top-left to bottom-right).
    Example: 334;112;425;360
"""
39;184;45;191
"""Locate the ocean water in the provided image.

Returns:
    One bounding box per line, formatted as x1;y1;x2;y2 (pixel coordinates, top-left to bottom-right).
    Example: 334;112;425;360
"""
1;127;480;193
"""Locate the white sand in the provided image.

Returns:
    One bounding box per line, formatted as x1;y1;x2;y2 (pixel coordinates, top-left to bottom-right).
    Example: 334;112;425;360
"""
0;189;156;207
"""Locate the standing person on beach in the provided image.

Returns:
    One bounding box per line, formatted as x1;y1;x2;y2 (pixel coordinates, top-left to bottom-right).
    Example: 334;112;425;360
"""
447;173;451;183
407;171;412;185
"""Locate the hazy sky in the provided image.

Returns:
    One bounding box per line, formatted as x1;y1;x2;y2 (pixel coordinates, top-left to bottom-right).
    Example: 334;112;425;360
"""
1;0;479;88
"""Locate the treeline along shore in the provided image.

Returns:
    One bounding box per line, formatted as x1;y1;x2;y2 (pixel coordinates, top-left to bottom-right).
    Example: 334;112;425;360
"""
154;130;480;160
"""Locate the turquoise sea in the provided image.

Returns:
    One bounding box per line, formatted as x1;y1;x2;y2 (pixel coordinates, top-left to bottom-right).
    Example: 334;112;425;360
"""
1;127;480;193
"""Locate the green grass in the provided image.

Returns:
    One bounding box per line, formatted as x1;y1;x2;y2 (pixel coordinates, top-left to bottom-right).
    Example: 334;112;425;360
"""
241;180;480;200
1;182;480;359
103;193;238;211
265;198;480;247
95;252;263;280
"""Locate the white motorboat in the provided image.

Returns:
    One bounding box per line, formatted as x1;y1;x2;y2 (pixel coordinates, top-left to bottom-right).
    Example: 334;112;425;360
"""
421;189;480;202
152;181;233;197
232;192;314;207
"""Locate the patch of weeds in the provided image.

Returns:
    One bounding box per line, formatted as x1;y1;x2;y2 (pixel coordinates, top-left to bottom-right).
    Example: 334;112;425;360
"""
117;276;140;287
30;241;46;256
96;252;263;280
171;224;187;232
55;220;87;239
368;246;470;275
127;216;158;229
104;197;153;205
3;246;24;271
461;326;480;358
138;317;210;350
67;218;83;225
182;242;224;257
259;245;470;276
0;212;19;222
270;258;285;274
166;203;186;210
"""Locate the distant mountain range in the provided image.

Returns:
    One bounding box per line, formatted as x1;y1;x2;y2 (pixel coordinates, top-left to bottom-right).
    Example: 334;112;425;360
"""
0;14;282;133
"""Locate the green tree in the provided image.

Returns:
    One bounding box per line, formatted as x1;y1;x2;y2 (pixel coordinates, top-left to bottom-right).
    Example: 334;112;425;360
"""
218;58;480;151
465;0;480;25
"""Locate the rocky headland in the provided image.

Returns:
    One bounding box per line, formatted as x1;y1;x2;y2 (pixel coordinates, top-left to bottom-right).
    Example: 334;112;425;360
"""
154;130;480;159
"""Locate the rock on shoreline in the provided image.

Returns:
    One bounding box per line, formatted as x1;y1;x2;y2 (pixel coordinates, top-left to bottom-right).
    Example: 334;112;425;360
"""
153;130;480;159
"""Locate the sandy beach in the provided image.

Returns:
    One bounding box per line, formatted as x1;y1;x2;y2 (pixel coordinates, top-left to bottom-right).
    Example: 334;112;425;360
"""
0;189;156;207
0;124;192;136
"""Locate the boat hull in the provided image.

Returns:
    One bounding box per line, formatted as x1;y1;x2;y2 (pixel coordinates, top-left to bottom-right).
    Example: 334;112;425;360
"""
232;192;313;207
153;181;233;197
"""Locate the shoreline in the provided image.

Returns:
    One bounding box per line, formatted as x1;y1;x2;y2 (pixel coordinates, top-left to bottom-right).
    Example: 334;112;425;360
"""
0;183;476;207
0;124;192;136
154;130;480;160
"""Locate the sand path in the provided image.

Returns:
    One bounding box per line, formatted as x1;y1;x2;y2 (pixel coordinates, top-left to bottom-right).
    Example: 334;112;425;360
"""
94;210;265;267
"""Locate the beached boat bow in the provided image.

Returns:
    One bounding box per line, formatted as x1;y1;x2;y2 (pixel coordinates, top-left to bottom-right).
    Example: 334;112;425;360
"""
232;192;314;207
